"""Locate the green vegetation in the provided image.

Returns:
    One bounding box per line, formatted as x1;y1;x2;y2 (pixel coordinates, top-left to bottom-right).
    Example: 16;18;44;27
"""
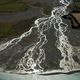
0;3;28;12
0;17;37;38
0;0;10;4
0;23;12;37
43;5;53;15
0;22;14;37
0;0;29;12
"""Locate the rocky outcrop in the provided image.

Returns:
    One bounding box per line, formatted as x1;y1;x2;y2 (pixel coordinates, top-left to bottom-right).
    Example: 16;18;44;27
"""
63;12;80;29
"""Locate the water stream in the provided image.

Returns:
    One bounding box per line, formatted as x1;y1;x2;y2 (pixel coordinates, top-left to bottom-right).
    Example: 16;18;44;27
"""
0;0;80;74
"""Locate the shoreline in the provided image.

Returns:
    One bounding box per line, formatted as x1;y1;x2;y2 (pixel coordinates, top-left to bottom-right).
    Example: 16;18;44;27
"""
1;69;80;76
38;70;80;76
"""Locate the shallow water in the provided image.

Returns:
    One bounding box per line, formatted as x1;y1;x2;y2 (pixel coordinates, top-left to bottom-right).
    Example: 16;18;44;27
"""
0;72;80;80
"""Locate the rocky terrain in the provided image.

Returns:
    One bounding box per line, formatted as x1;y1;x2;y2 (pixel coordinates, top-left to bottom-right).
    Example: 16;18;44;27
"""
0;0;80;71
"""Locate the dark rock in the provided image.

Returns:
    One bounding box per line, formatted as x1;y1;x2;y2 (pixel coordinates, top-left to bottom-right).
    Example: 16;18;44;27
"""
62;12;80;29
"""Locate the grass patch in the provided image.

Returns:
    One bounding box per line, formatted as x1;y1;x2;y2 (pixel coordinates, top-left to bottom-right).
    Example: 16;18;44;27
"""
42;5;53;15
0;0;10;4
0;0;30;12
0;17;37;38
0;3;28;12
0;23;12;37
